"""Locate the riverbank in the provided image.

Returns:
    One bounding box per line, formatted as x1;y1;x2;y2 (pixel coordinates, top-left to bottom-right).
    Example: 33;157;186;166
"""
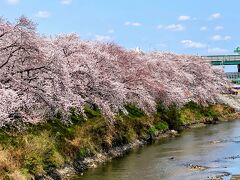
1;101;240;180
0;17;236;180
77;120;240;180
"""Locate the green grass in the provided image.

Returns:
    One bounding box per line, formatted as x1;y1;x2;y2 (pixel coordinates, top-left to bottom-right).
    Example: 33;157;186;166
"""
147;121;169;135
155;121;169;131
0;103;237;179
156;103;183;130
179;101;225;124
124;104;145;118
84;104;101;119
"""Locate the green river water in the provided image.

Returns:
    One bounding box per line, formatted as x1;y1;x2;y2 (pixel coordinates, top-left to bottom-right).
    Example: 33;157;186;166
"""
75;120;240;180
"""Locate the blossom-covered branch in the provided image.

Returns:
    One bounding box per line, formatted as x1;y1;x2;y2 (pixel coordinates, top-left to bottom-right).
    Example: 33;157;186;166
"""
0;17;230;127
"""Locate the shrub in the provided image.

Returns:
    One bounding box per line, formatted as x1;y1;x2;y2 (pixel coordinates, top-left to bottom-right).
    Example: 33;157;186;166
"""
76;148;89;160
84;104;101;119
156;103;183;130
48;117;76;140
124;104;145;118
202;106;219;118
69;108;85;124
184;101;201;110
42;149;64;172
155;121;169;131
147;127;157;135
23;156;43;175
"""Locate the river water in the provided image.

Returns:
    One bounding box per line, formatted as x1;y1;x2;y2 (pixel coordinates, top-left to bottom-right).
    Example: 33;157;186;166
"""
75;120;240;180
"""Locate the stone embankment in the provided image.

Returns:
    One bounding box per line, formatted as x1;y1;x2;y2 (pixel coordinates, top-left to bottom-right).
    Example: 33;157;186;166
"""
39;131;178;180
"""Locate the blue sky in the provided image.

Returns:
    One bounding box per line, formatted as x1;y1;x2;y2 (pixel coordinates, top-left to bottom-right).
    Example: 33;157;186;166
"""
0;0;240;56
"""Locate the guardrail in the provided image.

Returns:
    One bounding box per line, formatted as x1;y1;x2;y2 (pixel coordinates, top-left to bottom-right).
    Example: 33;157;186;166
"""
226;72;240;79
201;55;240;62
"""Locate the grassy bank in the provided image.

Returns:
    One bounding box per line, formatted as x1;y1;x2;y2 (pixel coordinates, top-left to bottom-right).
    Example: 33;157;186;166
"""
0;102;239;179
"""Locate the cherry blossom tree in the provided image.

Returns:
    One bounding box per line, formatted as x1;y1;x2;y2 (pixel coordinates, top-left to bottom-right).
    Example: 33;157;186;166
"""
0;17;231;127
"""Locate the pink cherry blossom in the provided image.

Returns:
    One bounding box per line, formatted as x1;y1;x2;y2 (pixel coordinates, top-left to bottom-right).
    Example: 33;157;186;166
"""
0;17;230;127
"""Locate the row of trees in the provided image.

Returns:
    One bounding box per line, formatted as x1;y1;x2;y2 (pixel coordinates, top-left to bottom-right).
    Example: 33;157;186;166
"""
0;16;230;127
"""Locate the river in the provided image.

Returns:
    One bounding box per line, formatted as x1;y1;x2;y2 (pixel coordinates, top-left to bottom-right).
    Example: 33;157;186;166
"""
75;120;240;180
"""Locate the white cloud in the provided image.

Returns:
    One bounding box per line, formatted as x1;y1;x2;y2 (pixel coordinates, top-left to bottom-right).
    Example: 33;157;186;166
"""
210;13;221;19
165;24;185;32
107;29;115;34
132;22;141;26
224;35;232;40
211;35;231;41
61;0;72;5
181;40;207;48
200;26;207;31
158;24;185;32
211;35;221;41
124;21;142;27
215;26;224;31
157;24;164;29
7;0;19;5
208;48;229;54
95;35;111;42
178;15;191;21
35;11;50;18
